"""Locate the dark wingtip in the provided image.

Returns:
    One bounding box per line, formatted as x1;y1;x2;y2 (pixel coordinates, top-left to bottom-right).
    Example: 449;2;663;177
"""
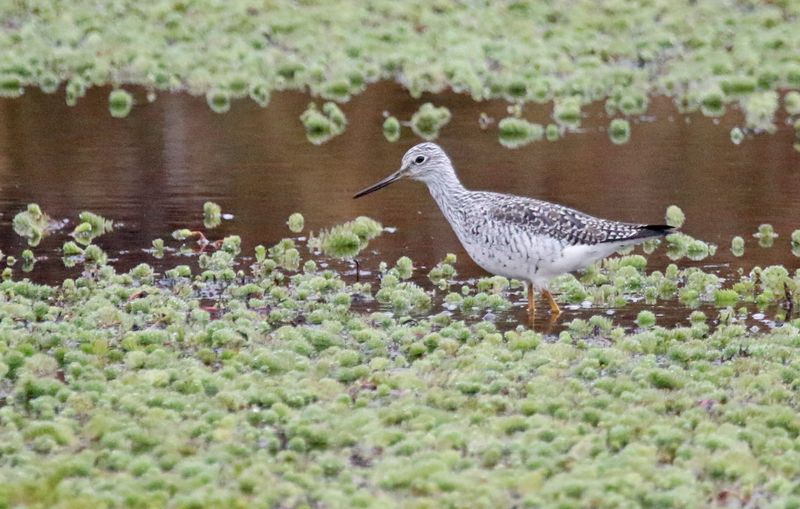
644;224;676;233
638;224;677;238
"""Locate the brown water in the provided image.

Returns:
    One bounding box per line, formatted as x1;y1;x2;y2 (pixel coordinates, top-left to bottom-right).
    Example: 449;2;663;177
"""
1;83;799;328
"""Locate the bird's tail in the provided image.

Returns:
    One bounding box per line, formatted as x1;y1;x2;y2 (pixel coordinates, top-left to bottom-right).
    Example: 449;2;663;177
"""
628;224;676;241
599;224;676;245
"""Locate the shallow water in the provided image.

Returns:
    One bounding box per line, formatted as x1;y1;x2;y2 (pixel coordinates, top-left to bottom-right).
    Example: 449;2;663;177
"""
1;83;798;328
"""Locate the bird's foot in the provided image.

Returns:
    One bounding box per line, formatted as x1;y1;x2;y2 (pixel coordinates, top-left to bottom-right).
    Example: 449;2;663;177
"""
527;285;536;316
542;289;562;317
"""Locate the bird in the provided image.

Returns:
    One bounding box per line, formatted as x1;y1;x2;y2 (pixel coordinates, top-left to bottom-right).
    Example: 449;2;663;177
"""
353;142;673;317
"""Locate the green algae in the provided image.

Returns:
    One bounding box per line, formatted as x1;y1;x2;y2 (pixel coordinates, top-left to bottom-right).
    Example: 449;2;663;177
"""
607;89;649;117
785;91;800;115
108;89;133;118
428;253;458;290
755;223;778;248
731;236;745;257
394;256;414;280
665;205;686;228
663;232;716;261
635;310;656;328
497;117;543;149
410;103;451;141
206;88;231;114
382;115;401;142
12;203;51;247
287;213;305;234
743;91;780;132
62;241;83;257
730;126;745;145
20;249;36;272
0;73;23;98
203;201;222;229
553;97;582;127
300;102;348;145
249;83;271;108
3;242;800;508
312;216;383;268
1;0;799;146
549;244;800;312
151;238;165;258
70;211;114;246
2;6;800;495
608;118;631;145
545;123;560;142
700;87;726;117
65;79;86;107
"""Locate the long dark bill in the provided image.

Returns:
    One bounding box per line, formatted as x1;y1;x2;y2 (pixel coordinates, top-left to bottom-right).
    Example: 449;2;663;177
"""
352;169;405;199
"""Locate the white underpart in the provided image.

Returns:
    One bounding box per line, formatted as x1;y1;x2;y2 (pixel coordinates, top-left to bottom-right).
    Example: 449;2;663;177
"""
460;236;638;290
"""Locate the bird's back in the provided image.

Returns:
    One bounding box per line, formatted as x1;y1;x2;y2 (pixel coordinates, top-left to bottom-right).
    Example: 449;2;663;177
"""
438;190;672;285
470;191;671;246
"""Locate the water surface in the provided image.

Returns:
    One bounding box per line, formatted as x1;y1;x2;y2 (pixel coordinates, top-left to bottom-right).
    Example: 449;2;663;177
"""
1;83;798;328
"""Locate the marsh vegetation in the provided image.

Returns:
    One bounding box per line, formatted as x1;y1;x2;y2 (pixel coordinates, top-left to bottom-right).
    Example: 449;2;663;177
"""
1;1;800;506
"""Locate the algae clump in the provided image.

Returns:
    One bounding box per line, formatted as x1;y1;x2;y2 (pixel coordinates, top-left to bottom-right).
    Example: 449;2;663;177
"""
665;205;685;228
383;116;401;142
410;103;451;140
203;201;222;229
206;88;231;114
300;102;348;145
287;213;305;233
71;211;114;245
13;204;51;247
498;117;543;149
108;89;133;118
608;118;631;145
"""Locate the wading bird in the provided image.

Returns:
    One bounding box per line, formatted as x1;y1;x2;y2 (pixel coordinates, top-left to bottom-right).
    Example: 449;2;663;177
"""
354;143;672;317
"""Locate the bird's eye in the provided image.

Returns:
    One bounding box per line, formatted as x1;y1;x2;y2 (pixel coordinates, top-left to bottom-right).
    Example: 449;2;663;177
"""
414;155;426;164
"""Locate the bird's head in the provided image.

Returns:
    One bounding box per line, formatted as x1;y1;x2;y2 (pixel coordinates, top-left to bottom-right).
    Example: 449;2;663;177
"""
353;142;452;198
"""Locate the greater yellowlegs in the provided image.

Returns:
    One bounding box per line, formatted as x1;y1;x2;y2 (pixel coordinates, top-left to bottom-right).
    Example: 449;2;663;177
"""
354;142;673;316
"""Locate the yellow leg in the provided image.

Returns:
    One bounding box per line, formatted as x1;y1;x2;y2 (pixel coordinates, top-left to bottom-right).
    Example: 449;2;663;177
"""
527;285;536;316
542;289;561;316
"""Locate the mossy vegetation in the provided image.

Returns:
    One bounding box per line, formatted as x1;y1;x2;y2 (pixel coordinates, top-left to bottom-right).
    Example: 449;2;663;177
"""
498;117;543;148
786;91;800;115
206;88;231;114
2;207;800;507
545;123;560;142
755;223;778;248
300;102;348;144
553;97;582;128
70;211;114;245
608;118;631;145
665;205;686;228
1;1;798;145
410;103;451;141
730;126;745;145
108;89;133;118
12;203;52;247
203;201;223;229
287;213;305;233
382;115;401;142
731;236;745;257
3;0;800;504
312;217;383;262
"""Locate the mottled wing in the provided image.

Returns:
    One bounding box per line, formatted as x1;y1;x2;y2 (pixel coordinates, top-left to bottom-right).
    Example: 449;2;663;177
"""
485;193;669;245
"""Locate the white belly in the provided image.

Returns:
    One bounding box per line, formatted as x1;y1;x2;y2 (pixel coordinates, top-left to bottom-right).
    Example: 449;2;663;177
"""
461;236;623;289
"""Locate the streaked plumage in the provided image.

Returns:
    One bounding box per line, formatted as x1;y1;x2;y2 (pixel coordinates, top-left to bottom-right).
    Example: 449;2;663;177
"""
354;142;673;316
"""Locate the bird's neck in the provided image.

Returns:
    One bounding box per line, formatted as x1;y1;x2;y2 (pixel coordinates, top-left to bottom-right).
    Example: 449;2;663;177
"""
425;169;468;222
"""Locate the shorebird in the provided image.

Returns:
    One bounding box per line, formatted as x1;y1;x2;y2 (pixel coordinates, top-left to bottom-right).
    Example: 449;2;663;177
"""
353;143;673;317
